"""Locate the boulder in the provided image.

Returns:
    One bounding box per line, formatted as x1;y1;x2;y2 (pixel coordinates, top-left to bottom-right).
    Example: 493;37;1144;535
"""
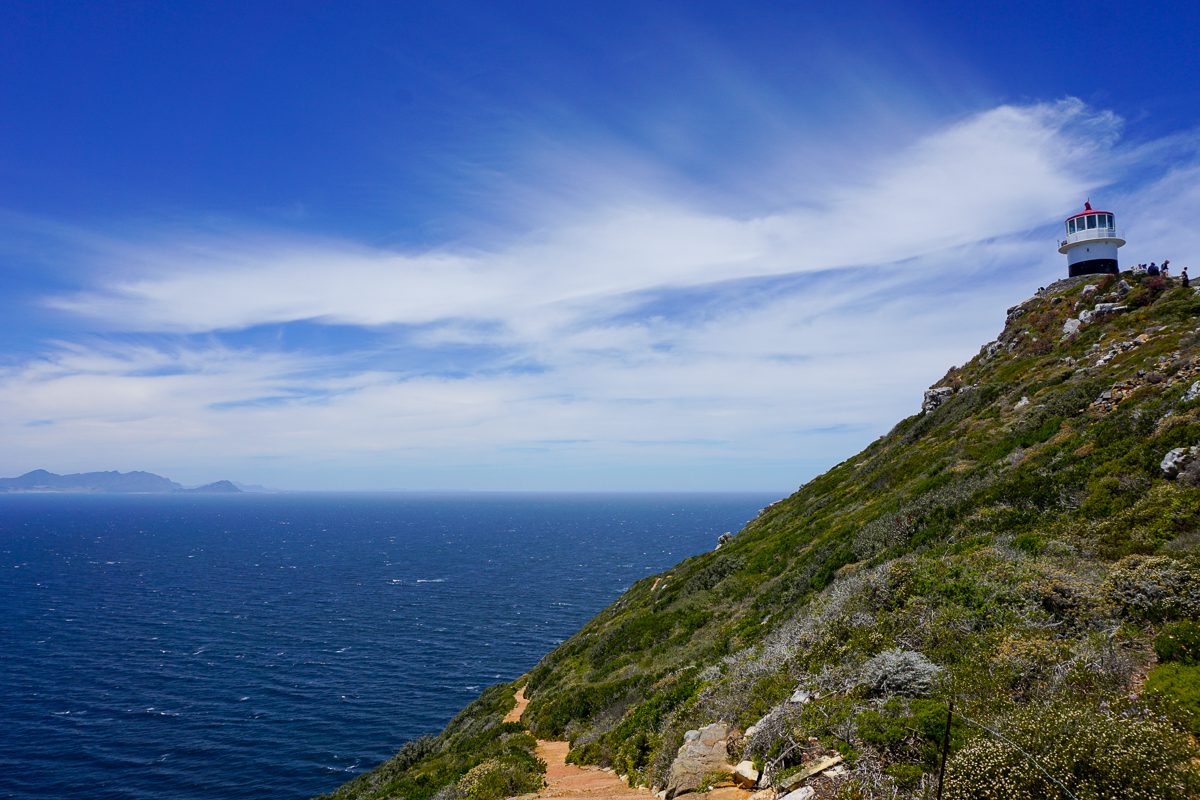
1116;279;1133;296
781;789;815;800
1183;381;1200;403
1062;317;1081;337
788;687;812;704
922;386;954;414
732;761;759;789
1005;302;1029;322
1161;446;1199;479
1093;302;1128;317
666;722;733;799
1082;284;1099;296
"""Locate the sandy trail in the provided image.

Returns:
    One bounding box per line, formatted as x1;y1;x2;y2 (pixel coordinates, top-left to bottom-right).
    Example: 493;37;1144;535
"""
508;687;654;800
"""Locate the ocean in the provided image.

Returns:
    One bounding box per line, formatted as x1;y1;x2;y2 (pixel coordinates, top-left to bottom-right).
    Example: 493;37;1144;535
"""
0;492;776;800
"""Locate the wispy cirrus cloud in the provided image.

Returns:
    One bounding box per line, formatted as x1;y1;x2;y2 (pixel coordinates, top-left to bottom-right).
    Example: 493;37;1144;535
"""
3;99;1196;489
49;101;1114;335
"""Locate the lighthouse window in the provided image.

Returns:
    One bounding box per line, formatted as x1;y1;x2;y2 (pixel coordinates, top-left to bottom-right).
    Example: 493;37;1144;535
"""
1105;214;1114;228
1087;215;1097;229
1067;219;1075;234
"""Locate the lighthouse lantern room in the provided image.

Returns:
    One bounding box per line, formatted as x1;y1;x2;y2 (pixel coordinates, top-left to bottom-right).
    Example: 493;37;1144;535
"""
1058;201;1125;277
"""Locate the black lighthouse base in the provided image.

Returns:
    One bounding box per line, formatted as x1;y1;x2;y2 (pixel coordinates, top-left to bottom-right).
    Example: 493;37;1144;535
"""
1069;258;1119;278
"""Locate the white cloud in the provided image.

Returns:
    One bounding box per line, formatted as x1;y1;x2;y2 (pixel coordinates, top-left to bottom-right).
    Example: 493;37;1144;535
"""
49;100;1115;336
4;100;1196;489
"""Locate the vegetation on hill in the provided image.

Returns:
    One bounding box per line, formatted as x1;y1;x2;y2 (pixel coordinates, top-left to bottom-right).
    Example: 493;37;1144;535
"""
320;684;544;800
325;272;1200;800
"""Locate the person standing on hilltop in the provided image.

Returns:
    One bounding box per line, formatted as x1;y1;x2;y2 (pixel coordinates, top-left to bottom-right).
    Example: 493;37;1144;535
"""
1183;267;1190;288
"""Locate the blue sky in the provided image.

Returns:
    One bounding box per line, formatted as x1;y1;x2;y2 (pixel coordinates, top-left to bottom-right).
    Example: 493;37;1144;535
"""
1;1;1199;490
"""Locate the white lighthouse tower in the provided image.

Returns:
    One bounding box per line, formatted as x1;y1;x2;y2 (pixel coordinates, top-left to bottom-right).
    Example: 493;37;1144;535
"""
1058;201;1125;277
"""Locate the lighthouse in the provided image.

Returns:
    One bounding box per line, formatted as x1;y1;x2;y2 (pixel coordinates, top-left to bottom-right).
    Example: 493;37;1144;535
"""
1058;201;1125;277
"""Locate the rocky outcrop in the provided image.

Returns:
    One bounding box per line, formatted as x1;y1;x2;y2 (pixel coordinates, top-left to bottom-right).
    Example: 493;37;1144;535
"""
922;386;954;414
1161;446;1199;479
1183;381;1200;404
1079;303;1127;325
666;723;733;799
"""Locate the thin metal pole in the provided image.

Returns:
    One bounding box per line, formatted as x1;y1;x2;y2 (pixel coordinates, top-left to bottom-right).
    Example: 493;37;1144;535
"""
936;701;953;800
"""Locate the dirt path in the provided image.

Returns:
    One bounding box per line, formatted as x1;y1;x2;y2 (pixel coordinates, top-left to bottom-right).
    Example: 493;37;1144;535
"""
508;687;655;800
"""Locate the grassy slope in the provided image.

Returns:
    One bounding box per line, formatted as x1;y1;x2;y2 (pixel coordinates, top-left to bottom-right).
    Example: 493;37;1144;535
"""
326;273;1200;800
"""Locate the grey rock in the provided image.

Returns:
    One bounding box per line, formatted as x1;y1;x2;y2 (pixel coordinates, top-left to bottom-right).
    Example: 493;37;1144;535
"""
1062;317;1081;337
666;722;732;799
1079;309;1095;325
1094;302;1128;316
1014;396;1030;409
1161;446;1199;479
788;688;812;704
1005;302;1029;322
1082;284;1099;296
1116;279;1133;296
1183;381;1200;403
922;386;954;414
780;788;815;800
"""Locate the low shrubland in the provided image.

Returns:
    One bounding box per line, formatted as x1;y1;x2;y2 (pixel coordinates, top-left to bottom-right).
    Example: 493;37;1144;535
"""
328;275;1200;799
317;684;544;800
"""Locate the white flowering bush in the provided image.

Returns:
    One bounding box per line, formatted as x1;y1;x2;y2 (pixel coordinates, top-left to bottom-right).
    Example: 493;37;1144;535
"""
945;704;1199;800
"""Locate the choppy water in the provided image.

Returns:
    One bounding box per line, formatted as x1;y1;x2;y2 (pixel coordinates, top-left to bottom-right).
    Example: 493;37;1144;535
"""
0;492;774;800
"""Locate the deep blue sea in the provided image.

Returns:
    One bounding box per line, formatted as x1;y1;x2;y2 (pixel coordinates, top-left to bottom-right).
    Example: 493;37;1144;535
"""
0;492;774;800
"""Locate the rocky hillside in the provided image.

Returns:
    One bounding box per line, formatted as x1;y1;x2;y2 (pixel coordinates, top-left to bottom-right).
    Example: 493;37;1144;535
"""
324;272;1200;800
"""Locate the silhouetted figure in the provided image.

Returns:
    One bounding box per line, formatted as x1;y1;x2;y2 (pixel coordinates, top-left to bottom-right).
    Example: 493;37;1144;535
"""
1183;268;1190;288
1148;262;1160;276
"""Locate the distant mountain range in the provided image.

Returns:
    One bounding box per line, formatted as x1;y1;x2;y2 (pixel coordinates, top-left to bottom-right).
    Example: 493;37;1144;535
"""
0;469;242;494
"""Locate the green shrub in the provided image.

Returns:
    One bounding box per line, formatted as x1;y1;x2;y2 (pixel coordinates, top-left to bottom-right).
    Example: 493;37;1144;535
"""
455;754;544;800
1154;620;1200;665
1106;555;1200;621
884;763;924;789
945;704;1199;800
1012;531;1044;555
856;698;962;770
1145;663;1200;735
